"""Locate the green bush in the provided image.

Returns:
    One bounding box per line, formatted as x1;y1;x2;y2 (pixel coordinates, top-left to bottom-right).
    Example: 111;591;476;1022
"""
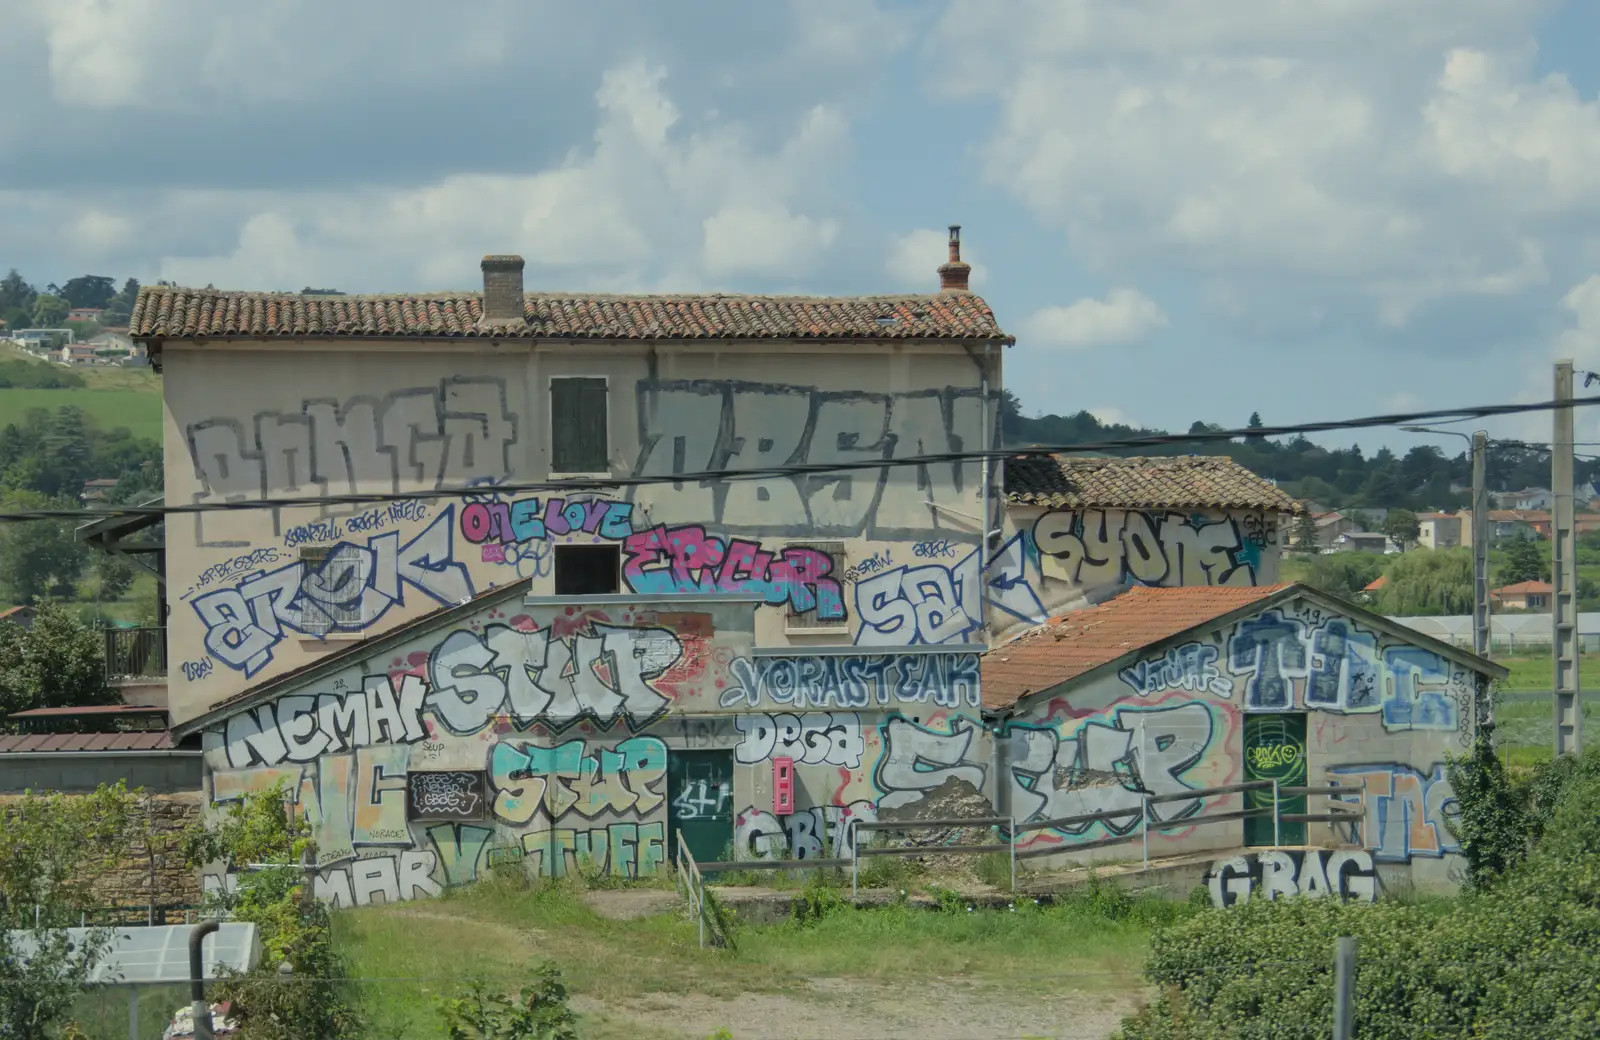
438;963;578;1040
1118;747;1600;1039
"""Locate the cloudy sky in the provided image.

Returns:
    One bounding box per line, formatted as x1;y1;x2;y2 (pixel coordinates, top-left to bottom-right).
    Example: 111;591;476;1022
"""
5;0;1600;453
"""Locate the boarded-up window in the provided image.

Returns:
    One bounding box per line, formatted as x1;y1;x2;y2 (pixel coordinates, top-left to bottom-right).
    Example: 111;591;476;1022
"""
298;544;367;635
785;541;848;631
551;377;609;474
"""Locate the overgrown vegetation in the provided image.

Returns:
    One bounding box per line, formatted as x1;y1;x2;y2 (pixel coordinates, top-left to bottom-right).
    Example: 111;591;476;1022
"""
0;602;118;724
182;782;362;1039
0;783;139;1039
437;965;579;1040
1116;745;1600;1038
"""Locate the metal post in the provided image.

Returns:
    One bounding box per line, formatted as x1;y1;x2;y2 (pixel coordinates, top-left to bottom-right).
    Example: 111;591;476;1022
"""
1007;816;1016;891
1140;798;1150;869
128;986;139;1040
1472;430;1491;660
189;920;220;1040
1332;936;1357;1040
1554;360;1583;756
851;820;859;898
1272;779;1281;847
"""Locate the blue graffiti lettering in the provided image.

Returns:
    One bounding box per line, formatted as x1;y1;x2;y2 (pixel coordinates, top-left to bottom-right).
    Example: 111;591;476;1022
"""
1118;642;1234;698
720;654;981;710
1229;610;1306;709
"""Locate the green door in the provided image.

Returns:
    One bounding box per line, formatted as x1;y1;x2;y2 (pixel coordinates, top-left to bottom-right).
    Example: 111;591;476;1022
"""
1243;713;1307;846
667;750;734;864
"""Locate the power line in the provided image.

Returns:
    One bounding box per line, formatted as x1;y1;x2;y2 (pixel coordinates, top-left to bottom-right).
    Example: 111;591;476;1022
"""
5;392;1600;524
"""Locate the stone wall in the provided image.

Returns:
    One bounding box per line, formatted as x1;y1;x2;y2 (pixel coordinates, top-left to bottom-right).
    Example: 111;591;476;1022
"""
97;794;204;914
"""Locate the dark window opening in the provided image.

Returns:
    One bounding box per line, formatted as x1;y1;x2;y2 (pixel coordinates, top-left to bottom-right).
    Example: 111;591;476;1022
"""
555;544;621;595
551;377;609;473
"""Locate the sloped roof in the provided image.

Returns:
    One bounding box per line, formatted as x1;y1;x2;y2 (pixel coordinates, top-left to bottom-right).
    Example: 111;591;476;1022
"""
1493;580;1553;595
131;286;1010;343
982;585;1289;708
0;732;176;754
1364;575;1388;592
1004;455;1298;512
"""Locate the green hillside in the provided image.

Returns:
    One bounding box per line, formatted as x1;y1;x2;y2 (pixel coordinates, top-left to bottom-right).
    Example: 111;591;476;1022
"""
0;342;162;441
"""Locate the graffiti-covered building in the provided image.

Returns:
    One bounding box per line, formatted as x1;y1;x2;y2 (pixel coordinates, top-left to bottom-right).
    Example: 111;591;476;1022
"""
999;454;1298;641
981;582;1505;895
137;238;1015;900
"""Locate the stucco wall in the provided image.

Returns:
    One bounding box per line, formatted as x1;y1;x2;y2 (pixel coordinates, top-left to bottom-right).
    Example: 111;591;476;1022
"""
198;593;987;906
1000;592;1473;895
163;341;1006;725
996;503;1283;642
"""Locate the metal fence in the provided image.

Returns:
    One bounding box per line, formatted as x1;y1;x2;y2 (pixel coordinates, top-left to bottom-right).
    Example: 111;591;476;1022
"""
103;626;166;679
1389;612;1600;653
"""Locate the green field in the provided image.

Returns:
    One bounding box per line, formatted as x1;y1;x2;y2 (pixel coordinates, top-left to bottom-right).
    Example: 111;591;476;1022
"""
0;387;162;442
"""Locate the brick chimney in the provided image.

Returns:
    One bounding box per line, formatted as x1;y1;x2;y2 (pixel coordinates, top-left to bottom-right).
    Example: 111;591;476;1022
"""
937;226;971;293
479;254;526;326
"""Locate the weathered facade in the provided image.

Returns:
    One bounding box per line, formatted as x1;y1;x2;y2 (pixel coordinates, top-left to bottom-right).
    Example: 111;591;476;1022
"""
982;583;1505;895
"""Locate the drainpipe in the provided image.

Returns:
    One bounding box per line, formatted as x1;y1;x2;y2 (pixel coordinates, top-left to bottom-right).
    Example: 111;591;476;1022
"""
189;920;220;1040
965;340;997;639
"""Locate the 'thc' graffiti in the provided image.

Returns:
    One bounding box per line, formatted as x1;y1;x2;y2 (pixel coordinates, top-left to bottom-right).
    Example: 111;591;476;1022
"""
191;508;472;677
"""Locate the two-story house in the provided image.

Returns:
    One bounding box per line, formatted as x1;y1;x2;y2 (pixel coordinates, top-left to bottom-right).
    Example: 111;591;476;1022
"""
134;240;1020;901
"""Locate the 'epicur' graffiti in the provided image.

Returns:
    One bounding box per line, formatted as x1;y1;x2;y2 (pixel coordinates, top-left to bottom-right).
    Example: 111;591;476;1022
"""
1004;702;1218;839
622;524;845;619
1032;508;1268;589
192;508;473;677
720;653;980;710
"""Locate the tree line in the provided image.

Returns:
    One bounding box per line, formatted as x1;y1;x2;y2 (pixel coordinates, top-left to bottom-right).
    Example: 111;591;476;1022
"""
1001;392;1600;512
0;269;143;335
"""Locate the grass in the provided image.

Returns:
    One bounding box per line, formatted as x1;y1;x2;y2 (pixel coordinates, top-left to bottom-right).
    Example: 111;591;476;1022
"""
330;872;1174;1039
0;387;161;442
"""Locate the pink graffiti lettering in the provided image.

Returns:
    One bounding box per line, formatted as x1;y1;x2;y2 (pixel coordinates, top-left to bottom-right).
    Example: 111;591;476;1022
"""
621;525;845;619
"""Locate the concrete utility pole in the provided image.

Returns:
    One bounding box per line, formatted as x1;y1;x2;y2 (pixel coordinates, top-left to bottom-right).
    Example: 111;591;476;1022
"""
1473;431;1490;659
1553;360;1582;756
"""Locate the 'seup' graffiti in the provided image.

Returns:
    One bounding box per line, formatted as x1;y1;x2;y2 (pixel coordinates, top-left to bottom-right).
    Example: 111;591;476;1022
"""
489;737;667;824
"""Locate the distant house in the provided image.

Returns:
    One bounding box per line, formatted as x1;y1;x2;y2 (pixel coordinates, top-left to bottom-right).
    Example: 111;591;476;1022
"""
66;307;105;323
1496;488;1554;511
1314;511;1355;542
1492;580;1553;611
1418;513;1462;550
0;606;36;630
59;343;97;365
81;478;120;502
1330;531;1392;554
89;329;135;353
1363;575;1388;593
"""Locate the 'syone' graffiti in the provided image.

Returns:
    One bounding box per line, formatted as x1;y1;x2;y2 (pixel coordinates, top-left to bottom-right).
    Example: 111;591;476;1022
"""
1206;849;1378;907
874;715;988;810
734;713;864;768
1228;610;1466;732
736;801;876;861
192;508;473;677
1004;703;1217;839
184;377;519;543
1118;642;1235;698
1032;508;1269;589
629;379;986;535
621;524;845;619
720;653;980;710
490;737;667;824
1330;762;1460;863
854;532;1045;646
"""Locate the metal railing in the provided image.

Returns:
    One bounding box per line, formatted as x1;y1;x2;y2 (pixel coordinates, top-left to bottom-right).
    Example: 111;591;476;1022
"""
850;815;1014;897
674;831;732;949
104;626;166;680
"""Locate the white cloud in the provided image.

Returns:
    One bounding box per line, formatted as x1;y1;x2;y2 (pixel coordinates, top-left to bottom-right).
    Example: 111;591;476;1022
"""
69;209;134;254
1022;289;1168;349
1088;406;1134;428
151;60;849;291
884;229;988;292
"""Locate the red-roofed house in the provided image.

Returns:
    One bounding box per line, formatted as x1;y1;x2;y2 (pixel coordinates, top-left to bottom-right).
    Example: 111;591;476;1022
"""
981;581;1503;897
1491;580;1552;611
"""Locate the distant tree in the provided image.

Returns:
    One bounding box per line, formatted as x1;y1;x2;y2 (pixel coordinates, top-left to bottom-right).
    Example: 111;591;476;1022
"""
58;275;116;311
40;407;92;499
1384;508;1421;550
1245;411;1265;444
94;554;135;600
101;278;140;325
0;269;35;327
1300;552;1387;600
0;602;114;717
30;294;68;328
300;287;345;295
1291;512;1319;552
1375;548;1474;615
1498;537;1546;585
0;491;86;602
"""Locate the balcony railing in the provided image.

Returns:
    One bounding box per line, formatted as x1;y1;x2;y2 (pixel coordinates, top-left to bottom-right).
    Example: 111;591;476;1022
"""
104;626;167;680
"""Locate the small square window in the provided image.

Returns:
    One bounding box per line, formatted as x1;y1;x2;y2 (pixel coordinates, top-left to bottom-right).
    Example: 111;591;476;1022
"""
298;545;367;635
555;544;620;595
551;377;609;474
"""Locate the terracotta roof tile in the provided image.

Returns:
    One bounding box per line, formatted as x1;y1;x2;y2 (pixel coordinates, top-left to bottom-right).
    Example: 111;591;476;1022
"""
131;286;1010;343
1004;455;1299;512
981;584;1290;709
1493;580;1553;595
0;731;176;753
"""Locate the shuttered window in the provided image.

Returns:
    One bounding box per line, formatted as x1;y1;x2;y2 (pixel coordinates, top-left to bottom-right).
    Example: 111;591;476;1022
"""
551;377;609;474
298;545;367;635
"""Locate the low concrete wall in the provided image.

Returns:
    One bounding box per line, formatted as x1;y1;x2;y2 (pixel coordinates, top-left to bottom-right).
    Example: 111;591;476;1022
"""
0;751;202;795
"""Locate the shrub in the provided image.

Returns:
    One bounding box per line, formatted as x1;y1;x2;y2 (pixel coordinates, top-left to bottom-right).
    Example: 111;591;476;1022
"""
438;963;579;1040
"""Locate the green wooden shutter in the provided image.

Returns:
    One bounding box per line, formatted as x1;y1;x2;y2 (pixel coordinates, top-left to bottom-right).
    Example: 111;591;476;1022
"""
551;378;608;473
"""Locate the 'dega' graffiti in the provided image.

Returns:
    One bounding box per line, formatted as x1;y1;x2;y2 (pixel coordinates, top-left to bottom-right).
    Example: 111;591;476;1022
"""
1206;849;1379;907
854;532;1044;646
1004;700;1222;845
1032;508;1271;589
